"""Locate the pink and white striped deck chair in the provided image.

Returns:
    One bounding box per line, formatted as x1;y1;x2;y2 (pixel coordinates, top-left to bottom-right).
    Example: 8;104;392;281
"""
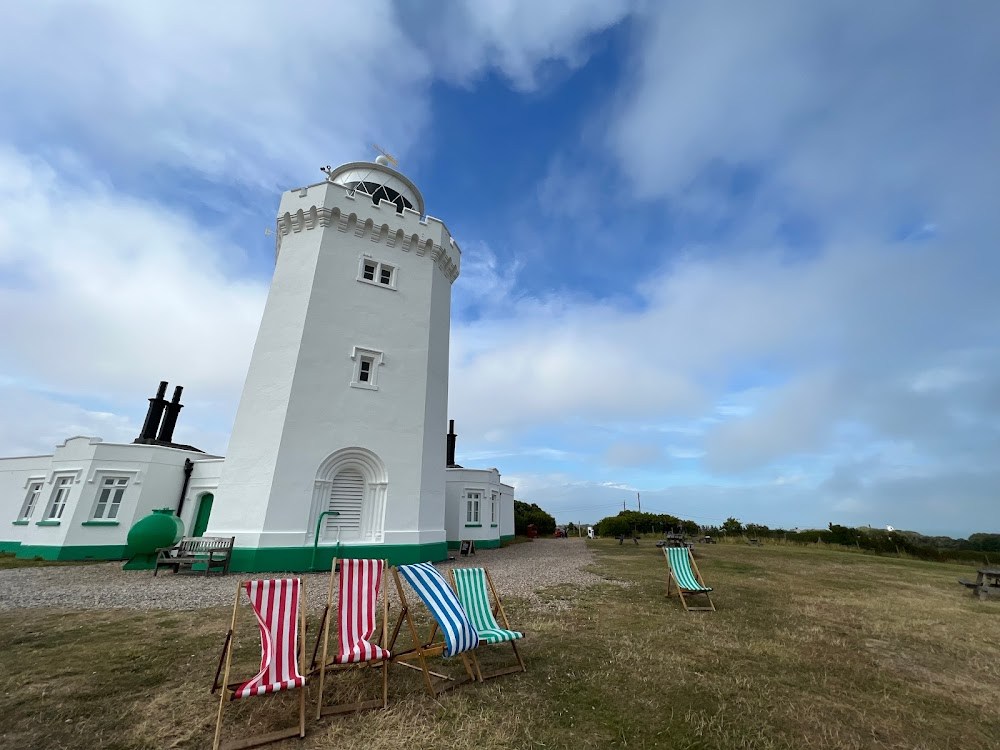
211;578;307;750
312;558;390;719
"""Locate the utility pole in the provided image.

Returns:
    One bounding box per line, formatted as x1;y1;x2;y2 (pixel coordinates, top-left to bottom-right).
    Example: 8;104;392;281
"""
637;492;641;513
623;498;626;511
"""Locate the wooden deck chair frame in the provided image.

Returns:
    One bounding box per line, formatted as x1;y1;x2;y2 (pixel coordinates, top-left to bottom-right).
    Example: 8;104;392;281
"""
664;546;716;612
449;567;526;682
387;566;478;698
310;558;390;719
211;579;307;750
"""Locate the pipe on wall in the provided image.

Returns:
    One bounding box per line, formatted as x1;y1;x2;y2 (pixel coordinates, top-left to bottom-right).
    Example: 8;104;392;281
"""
175;458;194;518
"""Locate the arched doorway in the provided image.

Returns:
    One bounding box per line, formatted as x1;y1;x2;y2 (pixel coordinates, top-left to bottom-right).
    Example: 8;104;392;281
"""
311;448;388;544
192;493;214;537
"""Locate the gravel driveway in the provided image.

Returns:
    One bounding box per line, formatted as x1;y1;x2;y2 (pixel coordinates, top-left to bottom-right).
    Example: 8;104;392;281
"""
0;538;607;611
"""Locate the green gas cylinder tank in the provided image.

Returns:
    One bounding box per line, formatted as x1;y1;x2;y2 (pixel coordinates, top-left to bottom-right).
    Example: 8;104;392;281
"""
123;508;185;570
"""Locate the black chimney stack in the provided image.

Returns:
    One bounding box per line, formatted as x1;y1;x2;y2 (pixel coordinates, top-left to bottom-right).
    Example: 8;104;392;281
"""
135;381;169;443
156;385;184;443
446;419;462;468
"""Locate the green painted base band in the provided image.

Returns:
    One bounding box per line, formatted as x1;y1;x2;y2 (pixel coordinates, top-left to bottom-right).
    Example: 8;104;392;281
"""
8;544;129;561
501;535;515;542
226;541;449;573
2;541;452;571
446;538;501;551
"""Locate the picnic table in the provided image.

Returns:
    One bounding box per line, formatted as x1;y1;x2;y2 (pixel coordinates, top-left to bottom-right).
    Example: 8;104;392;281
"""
958;568;1000;600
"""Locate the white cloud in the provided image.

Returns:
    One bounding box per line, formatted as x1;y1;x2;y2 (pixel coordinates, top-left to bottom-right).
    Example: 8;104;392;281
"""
406;0;637;90
602;441;667;468
0;1;634;188
0;147;267;453
609;2;1000;234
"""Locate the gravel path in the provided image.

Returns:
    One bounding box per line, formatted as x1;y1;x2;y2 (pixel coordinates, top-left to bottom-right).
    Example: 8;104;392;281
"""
0;538;608;612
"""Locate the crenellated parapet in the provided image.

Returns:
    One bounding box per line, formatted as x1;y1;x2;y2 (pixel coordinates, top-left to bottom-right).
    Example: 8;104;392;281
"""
274;180;461;283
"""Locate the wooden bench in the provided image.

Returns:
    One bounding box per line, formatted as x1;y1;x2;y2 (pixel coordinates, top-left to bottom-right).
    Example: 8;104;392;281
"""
154;536;234;576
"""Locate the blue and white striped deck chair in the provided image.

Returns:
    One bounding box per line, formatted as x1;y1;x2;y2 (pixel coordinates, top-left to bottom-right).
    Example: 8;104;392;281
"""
389;562;479;697
664;547;716;611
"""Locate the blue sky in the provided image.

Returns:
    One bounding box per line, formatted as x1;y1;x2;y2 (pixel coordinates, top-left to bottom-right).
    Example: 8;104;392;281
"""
1;1;998;536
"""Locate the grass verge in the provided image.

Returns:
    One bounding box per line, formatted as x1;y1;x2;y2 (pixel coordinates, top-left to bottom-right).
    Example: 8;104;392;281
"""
0;541;998;748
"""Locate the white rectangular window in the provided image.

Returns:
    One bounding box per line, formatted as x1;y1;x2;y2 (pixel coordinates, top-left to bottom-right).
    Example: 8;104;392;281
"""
491;492;498;523
357;258;397;290
358;357;373;383
466;491;481;523
351;346;384;390
47;477;73;520
94;477;129;519
19;482;42;520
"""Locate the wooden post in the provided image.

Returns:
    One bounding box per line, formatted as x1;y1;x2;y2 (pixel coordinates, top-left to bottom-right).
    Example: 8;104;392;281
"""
213;583;242;750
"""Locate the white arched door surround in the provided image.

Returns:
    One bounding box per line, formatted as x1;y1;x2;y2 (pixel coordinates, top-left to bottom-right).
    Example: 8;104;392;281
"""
310;447;387;544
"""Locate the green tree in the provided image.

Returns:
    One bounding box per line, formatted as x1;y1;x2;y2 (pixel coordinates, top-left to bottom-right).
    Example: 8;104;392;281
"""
514;500;556;535
722;517;743;534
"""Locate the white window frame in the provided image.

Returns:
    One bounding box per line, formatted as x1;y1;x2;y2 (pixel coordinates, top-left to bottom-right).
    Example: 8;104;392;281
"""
19;482;43;520
491;491;498;524
466;490;481;524
357;256;397;291
350;346;385;391
46;476;74;520
92;476;130;520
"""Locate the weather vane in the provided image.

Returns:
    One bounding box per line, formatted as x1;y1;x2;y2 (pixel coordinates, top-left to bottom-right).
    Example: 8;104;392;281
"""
372;143;398;166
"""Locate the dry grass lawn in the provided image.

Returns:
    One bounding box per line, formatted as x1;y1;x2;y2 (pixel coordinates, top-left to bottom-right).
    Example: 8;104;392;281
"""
1;540;998;749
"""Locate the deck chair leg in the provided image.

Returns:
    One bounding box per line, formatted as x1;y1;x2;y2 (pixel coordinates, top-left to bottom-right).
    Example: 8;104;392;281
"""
417;651;437;697
213;583;241;750
381;579;389;708
466;650;484;683
212;631;233;693
309;605;329;672
315;557;338;720
299;602;307;737
510;640;526;672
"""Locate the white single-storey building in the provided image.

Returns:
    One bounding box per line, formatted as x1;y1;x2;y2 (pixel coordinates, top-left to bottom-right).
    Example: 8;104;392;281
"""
0;155;515;569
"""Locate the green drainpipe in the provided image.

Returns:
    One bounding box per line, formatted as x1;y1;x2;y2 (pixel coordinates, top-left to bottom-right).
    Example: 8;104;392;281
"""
311;511;340;572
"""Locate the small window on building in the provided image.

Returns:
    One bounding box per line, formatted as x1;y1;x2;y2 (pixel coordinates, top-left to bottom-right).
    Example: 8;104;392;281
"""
47;476;73;520
466;491;481;523
357;258;397;290
19;482;42;520
491;492;498;523
358;358;373;383
93;477;129;520
379;264;394;286
351;346;384;390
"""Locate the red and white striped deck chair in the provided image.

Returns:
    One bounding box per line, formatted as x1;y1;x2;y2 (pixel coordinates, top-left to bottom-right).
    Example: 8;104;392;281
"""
312;558;390;719
211;578;307;750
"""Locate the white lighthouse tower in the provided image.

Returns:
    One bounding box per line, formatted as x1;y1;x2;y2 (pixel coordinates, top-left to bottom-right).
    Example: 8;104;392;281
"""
208;155;461;571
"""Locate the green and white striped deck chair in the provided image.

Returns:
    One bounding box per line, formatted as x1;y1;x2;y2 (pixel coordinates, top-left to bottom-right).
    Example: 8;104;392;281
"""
450;567;526;681
663;547;715;611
